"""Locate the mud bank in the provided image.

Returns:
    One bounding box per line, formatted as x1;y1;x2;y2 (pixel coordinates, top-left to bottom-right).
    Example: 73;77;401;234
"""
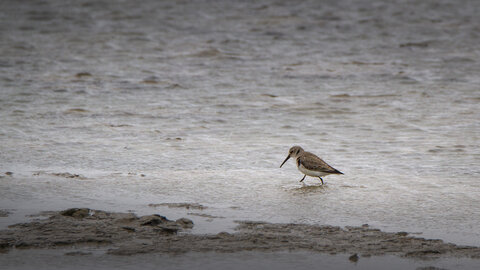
1;209;479;259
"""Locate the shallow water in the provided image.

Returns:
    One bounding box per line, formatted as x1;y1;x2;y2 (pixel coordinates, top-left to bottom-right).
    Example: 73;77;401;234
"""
0;0;479;256
2;249;480;270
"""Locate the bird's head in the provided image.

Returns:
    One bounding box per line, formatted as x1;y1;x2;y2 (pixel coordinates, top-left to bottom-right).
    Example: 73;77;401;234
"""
280;146;304;168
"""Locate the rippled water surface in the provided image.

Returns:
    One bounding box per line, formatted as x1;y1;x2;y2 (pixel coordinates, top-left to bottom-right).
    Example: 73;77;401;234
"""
1;0;479;255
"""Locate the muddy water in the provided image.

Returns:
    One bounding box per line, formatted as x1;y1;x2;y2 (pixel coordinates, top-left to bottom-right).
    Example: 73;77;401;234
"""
1;0;479;264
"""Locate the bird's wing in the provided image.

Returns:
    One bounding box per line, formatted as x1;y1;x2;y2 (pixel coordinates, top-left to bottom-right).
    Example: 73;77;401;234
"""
299;152;342;174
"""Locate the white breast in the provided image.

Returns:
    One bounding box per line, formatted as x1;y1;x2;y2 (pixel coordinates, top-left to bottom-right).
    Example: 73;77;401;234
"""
298;164;329;177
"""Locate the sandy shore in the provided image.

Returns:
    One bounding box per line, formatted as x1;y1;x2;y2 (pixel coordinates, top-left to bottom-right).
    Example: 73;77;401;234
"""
1;208;479;260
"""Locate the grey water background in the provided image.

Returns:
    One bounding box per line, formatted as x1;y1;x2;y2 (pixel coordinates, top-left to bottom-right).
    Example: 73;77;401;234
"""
1;0;480;267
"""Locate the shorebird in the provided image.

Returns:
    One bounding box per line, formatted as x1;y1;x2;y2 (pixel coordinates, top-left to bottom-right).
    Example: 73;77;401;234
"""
279;146;343;184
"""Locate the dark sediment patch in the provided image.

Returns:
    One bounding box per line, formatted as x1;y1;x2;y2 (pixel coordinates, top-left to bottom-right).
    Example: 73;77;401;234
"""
0;208;191;253
32;172;86;179
1;209;480;259
346;61;384;65
416;267;449;270
190;48;221;58
399;40;433;48
105;124;132;128
330;94;398;99
141;76;161;84
75;72;92;78
0;210;10;217
64;108;90;114
187;212;225;219
260;93;278;98
148;203;207;210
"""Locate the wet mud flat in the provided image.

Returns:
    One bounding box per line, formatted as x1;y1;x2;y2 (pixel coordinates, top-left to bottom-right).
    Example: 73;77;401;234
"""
1;209;479;259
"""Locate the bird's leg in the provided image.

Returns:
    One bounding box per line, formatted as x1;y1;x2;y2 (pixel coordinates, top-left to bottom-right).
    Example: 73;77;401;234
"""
299;175;306;182
318;177;324;185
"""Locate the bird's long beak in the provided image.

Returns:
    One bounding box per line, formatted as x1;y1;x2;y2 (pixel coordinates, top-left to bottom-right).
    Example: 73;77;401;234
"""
279;155;290;168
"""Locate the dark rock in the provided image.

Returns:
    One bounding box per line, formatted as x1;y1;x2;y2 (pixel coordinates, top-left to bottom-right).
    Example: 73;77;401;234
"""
139;215;169;226
349;253;359;262
60;208;90;218
0;242;12;250
156;225;180;234
216;232;232;238
176;218;194;229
